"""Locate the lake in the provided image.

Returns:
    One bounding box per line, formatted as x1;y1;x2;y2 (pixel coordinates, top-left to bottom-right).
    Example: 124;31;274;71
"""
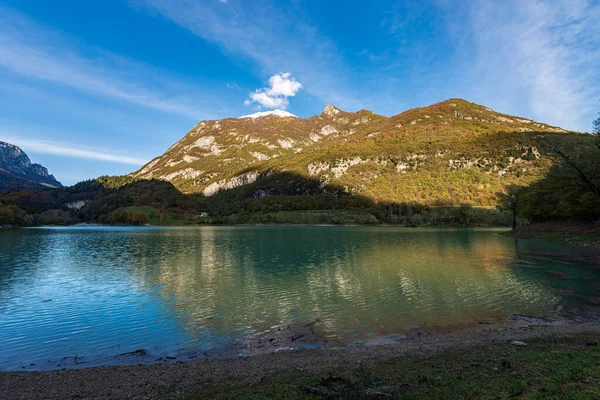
0;226;598;370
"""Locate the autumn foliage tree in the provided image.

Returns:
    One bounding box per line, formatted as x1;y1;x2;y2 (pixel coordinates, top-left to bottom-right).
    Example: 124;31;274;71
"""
496;184;522;229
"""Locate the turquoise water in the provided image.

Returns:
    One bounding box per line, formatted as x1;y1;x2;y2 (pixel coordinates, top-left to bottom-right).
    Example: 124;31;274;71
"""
0;226;598;370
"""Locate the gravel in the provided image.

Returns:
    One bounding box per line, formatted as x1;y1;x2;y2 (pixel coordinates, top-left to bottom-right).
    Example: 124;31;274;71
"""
2;321;599;400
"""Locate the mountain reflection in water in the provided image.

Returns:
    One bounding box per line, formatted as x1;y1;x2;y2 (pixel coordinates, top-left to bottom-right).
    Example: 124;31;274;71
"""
0;226;598;370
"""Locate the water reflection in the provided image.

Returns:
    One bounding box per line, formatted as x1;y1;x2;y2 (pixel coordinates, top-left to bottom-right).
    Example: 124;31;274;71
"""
0;226;598;370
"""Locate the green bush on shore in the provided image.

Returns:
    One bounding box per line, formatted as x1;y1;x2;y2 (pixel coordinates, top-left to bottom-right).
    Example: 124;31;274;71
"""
109;210;149;225
0;202;76;227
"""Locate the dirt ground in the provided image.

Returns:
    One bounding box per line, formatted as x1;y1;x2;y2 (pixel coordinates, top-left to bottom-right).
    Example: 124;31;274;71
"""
513;222;600;247
1;318;599;400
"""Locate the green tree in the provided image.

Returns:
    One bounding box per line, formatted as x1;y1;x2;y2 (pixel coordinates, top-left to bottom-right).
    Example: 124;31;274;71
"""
129;211;149;225
38;209;74;225
496;184;522;229
0;203;27;225
457;203;474;226
542;136;600;206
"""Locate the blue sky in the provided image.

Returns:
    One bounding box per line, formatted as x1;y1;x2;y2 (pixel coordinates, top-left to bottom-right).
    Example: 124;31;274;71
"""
1;0;599;185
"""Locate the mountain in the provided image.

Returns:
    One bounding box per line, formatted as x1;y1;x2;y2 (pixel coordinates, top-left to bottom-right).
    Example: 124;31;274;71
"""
1;99;594;227
132;98;571;206
0;142;62;191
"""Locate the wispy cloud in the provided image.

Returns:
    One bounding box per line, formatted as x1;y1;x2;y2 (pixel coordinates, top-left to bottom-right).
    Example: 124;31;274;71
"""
0;6;205;119
131;0;362;110
226;82;241;91
244;72;302;109
0;137;147;166
468;0;600;131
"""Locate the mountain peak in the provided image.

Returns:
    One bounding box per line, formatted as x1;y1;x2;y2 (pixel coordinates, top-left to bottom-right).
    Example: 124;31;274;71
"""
238;110;298;119
322;104;342;117
0;141;62;190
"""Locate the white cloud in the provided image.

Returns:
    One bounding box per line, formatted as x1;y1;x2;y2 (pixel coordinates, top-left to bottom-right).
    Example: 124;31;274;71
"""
1;137;148;165
0;6;205;119
131;0;363;110
268;72;303;97
245;72;302;109
245;91;287;109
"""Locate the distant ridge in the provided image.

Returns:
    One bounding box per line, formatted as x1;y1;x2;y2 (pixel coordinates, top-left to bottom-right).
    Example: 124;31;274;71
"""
0;141;62;191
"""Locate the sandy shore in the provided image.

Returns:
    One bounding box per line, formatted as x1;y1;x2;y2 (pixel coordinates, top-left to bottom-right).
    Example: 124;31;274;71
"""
1;318;599;400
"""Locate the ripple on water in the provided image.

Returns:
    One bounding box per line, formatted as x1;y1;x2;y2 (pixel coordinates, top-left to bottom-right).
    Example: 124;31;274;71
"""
0;226;598;370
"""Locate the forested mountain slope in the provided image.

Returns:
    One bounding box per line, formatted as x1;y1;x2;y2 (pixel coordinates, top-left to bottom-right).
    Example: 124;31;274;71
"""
4;99;597;227
133;98;571;206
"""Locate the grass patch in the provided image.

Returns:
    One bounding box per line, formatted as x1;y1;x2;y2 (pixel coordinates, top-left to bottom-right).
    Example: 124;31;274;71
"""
532;232;600;246
536;232;561;242
184;334;600;399
569;235;600;244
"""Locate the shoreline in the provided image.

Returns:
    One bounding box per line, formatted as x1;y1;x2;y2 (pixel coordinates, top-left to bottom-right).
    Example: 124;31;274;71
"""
11;221;599;240
1;317;598;399
513;222;600;247
19;222;512;229
4;302;598;373
0;310;552;372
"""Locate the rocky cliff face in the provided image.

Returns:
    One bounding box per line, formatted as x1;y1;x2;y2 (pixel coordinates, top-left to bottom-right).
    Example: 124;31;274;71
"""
131;99;572;206
0;141;62;190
